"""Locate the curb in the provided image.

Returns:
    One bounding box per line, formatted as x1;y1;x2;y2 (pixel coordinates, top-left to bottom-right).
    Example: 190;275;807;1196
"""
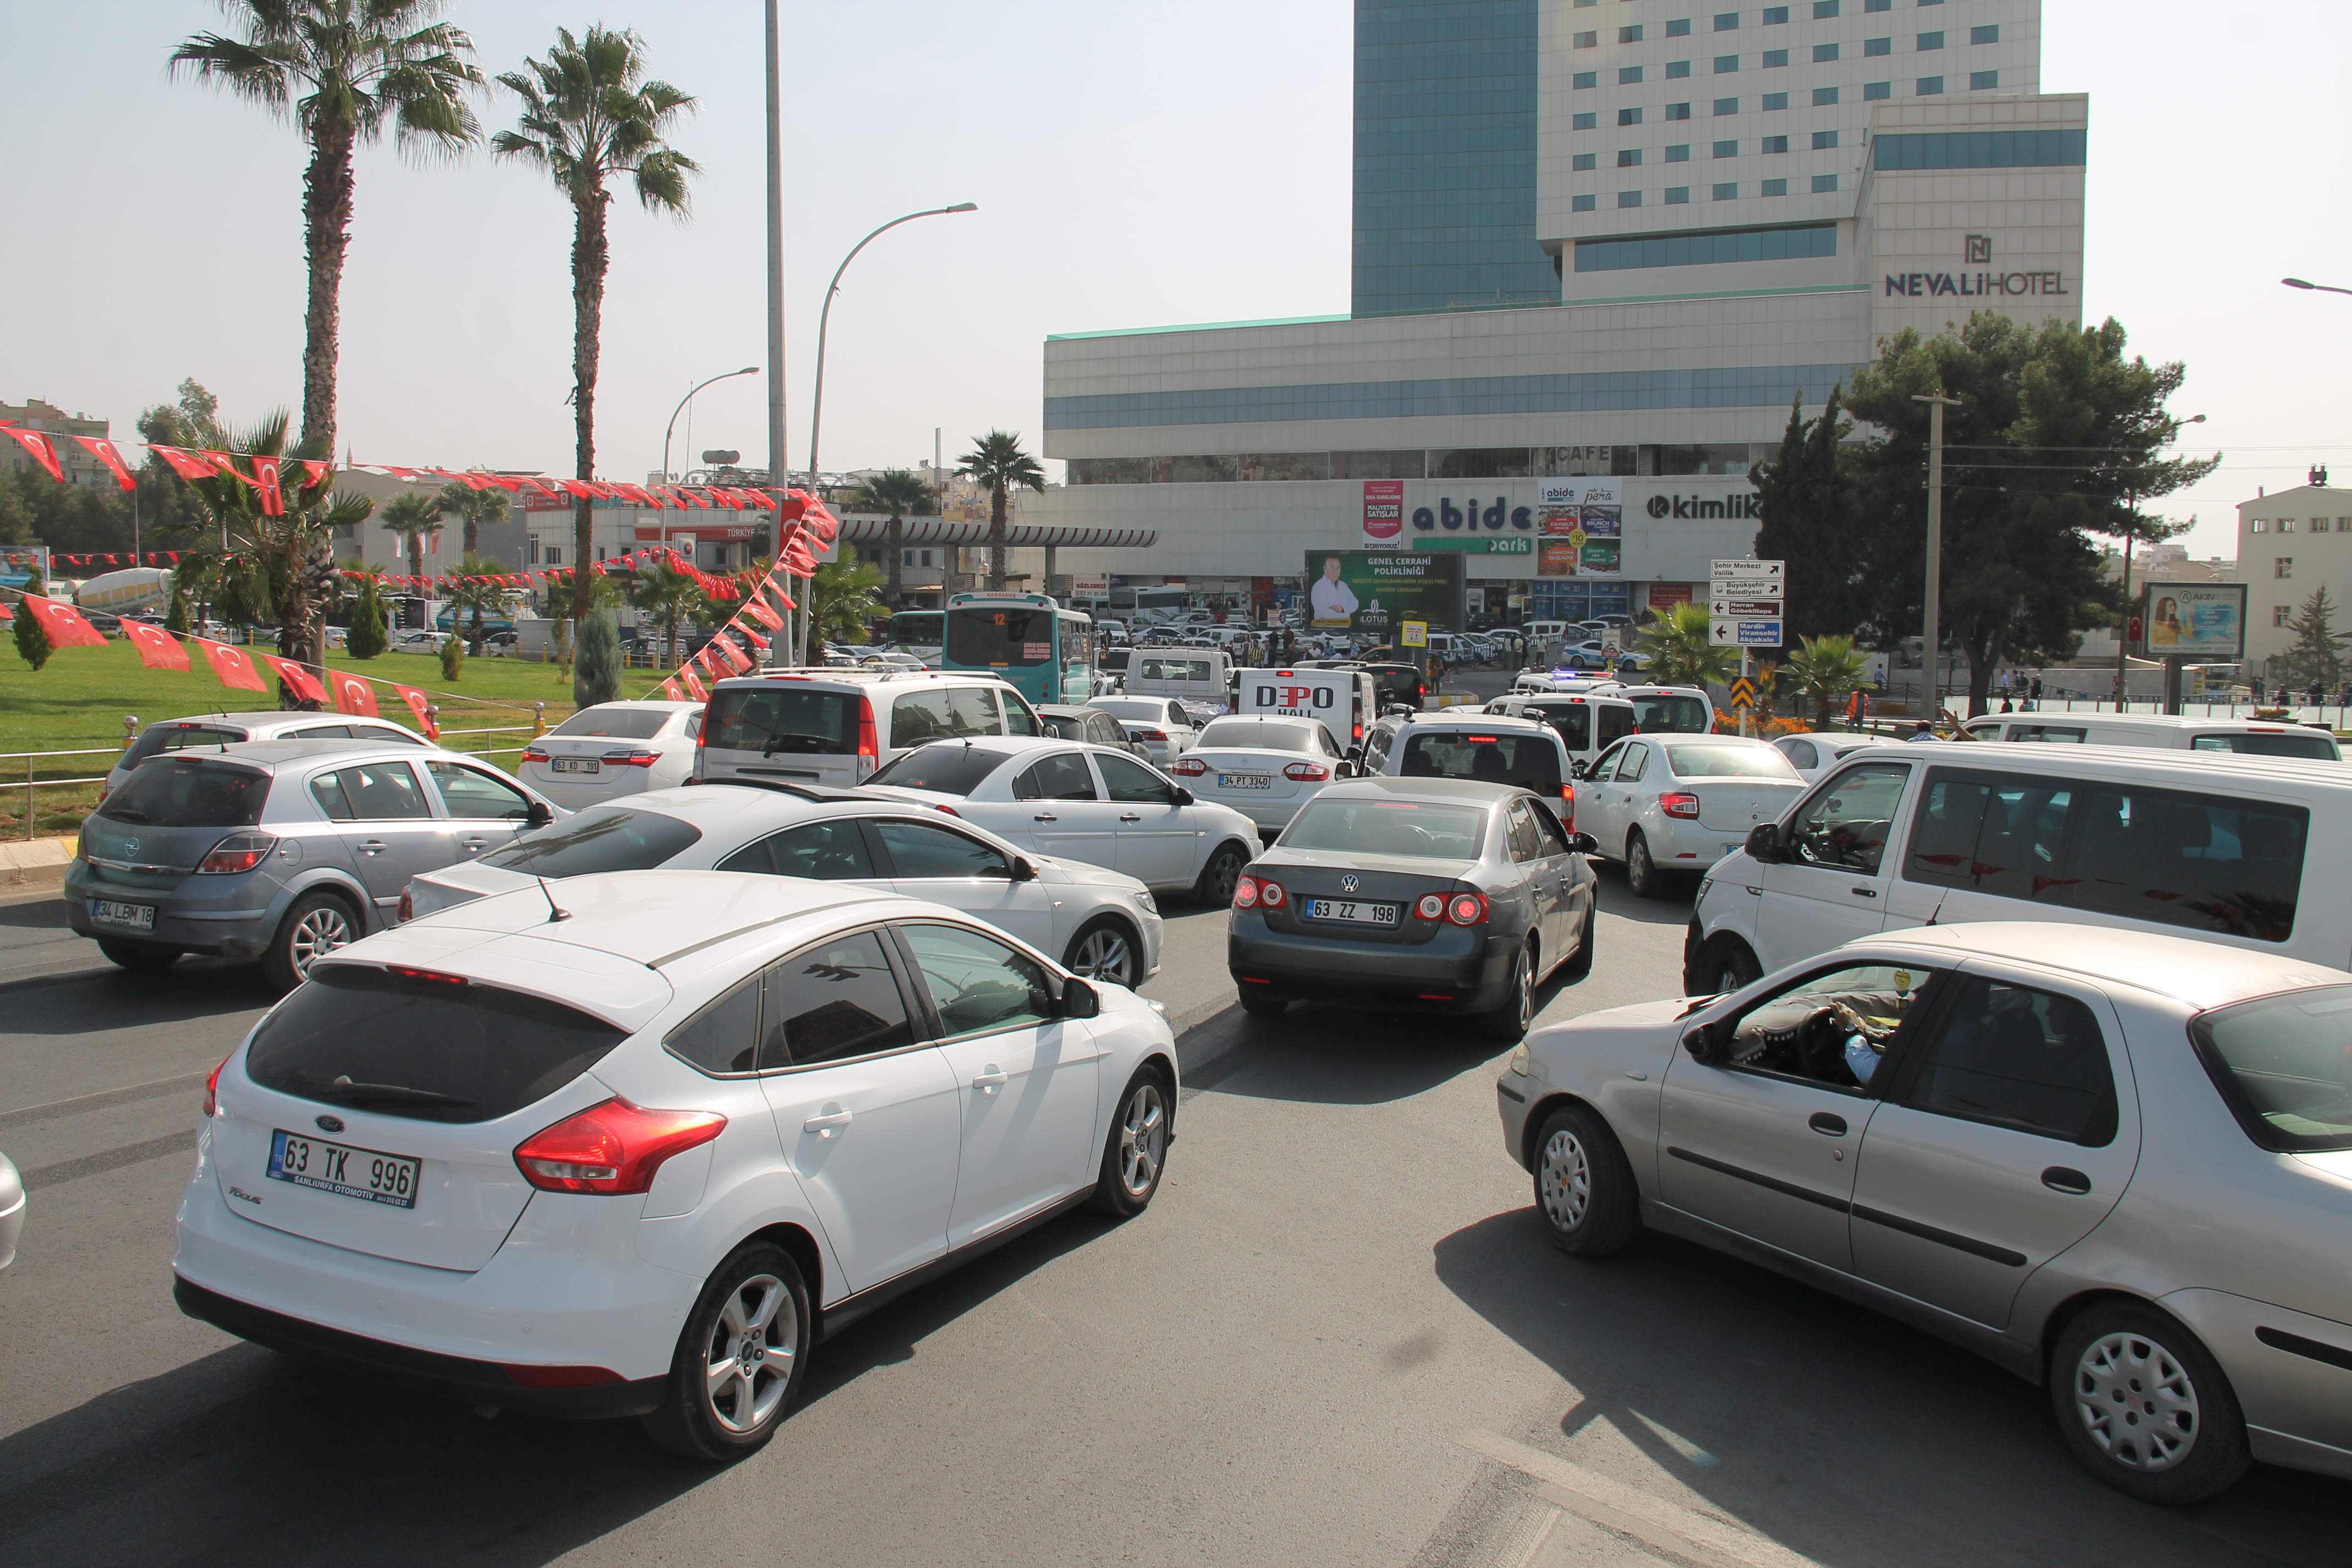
0;839;72;888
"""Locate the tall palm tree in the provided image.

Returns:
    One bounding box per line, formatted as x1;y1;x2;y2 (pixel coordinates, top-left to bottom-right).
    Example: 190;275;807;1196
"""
443;554;514;654
853;468;934;608
628;557;704;669
438;477;509;554
171;3;481;456
954;432;1045;590
493;25;698;623
1781;634;1871;727
1635;602;1739;689
807;559;886;646
379;490;444;581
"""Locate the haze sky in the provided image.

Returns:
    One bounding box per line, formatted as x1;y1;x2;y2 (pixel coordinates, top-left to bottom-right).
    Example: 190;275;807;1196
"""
3;1;2345;560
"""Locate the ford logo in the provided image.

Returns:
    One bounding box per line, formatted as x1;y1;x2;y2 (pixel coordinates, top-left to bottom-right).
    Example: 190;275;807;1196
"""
1340;873;1359;893
314;1114;345;1133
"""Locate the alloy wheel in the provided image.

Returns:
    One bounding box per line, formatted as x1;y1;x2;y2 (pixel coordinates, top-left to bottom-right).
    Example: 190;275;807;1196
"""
703;1272;796;1435
2072;1330;2201;1472
288;904;353;976
1540;1128;1592;1232
1117;1082;1167;1199
1072;927;1135;987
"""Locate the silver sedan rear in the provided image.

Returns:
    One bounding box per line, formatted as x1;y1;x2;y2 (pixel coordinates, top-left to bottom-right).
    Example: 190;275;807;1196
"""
1167;715;1354;837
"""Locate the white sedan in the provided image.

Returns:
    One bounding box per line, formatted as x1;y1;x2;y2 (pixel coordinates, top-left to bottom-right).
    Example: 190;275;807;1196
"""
404;782;1164;988
1773;730;1882;782
173;869;1178;1462
1167;715;1355;836
865;736;1260;903
519;701;704;807
1576;733;1806;896
1084;697;1201;766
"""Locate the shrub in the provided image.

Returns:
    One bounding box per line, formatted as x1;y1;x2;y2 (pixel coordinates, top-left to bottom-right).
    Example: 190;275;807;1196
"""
12;600;52;670
346;579;388;660
574;609;621;707
439;634;465;683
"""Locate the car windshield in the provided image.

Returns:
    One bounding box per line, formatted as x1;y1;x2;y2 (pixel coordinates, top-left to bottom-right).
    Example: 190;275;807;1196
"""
2192;731;2342;760
553;707;674;740
1398;731;1562;793
1197;718;1319;752
703;686;858;755
1663;742;1799;779
1089;700;1162;722
867;743;1008;797
1629;694;1713;733
2193;986;2352;1152
1282;798;1485;860
480;805;703;876
96;758;270;827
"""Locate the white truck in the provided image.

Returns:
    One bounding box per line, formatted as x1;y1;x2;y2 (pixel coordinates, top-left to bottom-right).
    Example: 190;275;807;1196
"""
1229;667;1379;753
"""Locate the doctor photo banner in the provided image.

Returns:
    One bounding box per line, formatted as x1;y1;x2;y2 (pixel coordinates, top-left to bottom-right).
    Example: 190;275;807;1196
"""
1302;550;1464;635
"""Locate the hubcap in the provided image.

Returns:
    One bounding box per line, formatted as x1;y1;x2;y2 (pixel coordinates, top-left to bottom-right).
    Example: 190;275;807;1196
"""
1207;852;1240;903
1515;948;1533;1028
2071;1330;2199;1472
1117;1084;1166;1197
1074;928;1134;986
1540;1129;1591;1231
288;906;352;975
703;1272;796;1434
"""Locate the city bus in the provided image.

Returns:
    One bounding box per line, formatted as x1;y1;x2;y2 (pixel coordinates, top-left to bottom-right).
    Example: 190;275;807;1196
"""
882;608;944;661
940;591;1097;704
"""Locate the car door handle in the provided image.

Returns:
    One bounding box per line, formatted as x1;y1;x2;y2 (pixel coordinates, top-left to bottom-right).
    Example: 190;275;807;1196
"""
972;1067;1008;1096
2042;1166;2092;1195
461;836;488;850
802;1107;852;1137
1849;886;1877;899
357;840;386;856
1032;813;1058;822
1120;813;1142;823
1809;1112;1848;1136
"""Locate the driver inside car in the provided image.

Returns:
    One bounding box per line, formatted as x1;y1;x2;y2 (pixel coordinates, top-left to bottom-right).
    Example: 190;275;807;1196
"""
1725;966;1928;1085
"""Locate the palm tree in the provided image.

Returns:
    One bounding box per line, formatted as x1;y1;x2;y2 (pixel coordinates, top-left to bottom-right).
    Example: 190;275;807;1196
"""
807;559;886;646
493;25;698;623
443;554;513;654
851;468;934;608
628;556;704;669
954;432;1045;590
379;491;444;581
171;3;481;456
1635;602;1739;689
1781;634;1871;727
438;477;510;554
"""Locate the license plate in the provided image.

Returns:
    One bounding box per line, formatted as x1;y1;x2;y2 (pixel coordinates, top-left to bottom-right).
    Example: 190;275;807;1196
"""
1219;773;1273;790
266;1128;421;1210
89;899;155;931
1303;898;1399;925
551;758;600;774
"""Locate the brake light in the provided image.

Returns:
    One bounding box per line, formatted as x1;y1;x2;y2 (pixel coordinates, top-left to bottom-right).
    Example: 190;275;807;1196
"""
856;695;879;780
1446;892;1488;925
1170;757;1208;776
396;884;414;923
388;966;469;985
1466;736;1500;743
513;1098;727;1195
933;803;961;816
1134;728;1168;742
196;832;278;874
1415;893;1445;920
601;748;660;767
521;746;551;764
1561;782;1576;831
1282;761;1330;782
1259;879;1287;908
1233;874;1260;908
203;1052;231;1117
1660;792;1701;819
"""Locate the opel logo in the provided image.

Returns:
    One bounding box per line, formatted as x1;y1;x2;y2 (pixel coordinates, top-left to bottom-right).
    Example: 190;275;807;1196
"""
1340;873;1359;893
315;1114;345;1133
121;838;139;854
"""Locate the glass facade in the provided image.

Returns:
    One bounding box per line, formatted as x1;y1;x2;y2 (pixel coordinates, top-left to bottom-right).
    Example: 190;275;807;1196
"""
1873;129;2086;170
1352;0;1559;317
1573;222;1835;273
1066;443;1775;485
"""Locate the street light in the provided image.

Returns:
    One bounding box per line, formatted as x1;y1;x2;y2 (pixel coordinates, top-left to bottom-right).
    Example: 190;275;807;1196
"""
661;367;759;485
2284;277;2352;296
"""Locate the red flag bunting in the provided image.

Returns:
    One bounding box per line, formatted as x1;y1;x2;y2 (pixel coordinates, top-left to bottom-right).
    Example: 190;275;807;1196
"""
742;595;782;630
661;678;684;701
252;454;286;517
681;667;708;701
68;435;137;492
300;459;332;489
121;620;190;671
262;654;325;705
18;593;108;649
391;684;438;739
330;669;379;717
196;637;271;692
1;428;63;483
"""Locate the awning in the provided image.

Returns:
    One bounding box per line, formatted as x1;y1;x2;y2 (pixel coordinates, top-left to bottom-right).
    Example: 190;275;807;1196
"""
834;514;1157;548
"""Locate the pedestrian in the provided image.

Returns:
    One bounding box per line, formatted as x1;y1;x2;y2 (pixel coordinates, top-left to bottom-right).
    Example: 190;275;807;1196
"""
2029;677;2043;710
1844;685;1869;733
2312;680;2326;709
2252;675;2267;704
2000;695;2014;713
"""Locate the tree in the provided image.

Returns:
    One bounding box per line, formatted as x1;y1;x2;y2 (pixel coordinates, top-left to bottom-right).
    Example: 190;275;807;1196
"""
442;554;513;654
1781;634;1870;727
438;478;509;554
12;595;52;671
346;571;388;658
171;4;481;456
2281;587;2343;693
852;468;934;608
1749;386;1868;645
808;559;885;646
574;607;622;707
1635;602;1738;688
628;556;704;669
954;432;1045;590
439;633;465;682
379;491;444;581
493;25;698;622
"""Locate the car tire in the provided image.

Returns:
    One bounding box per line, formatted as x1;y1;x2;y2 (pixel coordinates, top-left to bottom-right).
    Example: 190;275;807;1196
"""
1478;939;1537;1041
1695;935;1761;996
1194;841;1248;906
1064;917;1143;990
1088;1063;1173;1218
261;891;359;992
1238;992;1289;1020
641;1241;811;1463
1561;902;1597;979
1625;831;1665;899
97;939;183;972
1533;1103;1641;1257
2049;1300;2250;1504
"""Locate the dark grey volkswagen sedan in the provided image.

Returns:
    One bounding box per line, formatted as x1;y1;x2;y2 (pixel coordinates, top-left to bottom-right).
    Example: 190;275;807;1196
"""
1226;777;1597;1038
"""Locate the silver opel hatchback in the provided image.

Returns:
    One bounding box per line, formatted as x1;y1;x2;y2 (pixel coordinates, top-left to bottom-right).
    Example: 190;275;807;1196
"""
68;740;561;988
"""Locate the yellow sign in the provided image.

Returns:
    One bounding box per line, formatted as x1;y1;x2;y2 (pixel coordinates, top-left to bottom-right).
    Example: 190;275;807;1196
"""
1727;676;1758;712
1401;620;1428;649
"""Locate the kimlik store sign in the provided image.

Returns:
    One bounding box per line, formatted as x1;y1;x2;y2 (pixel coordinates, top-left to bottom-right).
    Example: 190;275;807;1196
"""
1358;477;1757;554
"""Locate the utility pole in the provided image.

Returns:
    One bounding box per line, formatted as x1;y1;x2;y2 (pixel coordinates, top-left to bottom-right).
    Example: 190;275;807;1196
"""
763;0;790;663
2114;492;2135;712
1913;392;1960;720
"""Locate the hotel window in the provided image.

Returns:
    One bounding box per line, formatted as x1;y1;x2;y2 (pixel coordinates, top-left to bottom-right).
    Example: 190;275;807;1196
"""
1573;152;1598;170
1763;48;1789;66
1666;186;1691;204
1619;189;1644;207
1865;35;1891;54
1813;85;1839;103
1668;17;1693;35
1811;173;1838;191
1574;30;1598;47
1573;193;1598;210
1621;66;1645;83
2277;558;2294;578
1864;80;1891;98
1971;24;1998;43
1714;138;1739;156
2275;606;2293;627
1574;111;1598;129
1667;143;1691;160
1813;0;1839;14
1668;59;1691;77
1618;148;1643;165
1969;69;1997;89
1621;24;1645;41
1814;42;1839;61
1762;134;1789;151
1762;90;1788;107
1761;177;1788;195
1713;181;1739;199
1763;5;1788;21
1575;71;1598;88
1916;75;1943;93
1812;129;1839;148
1715;11;1739;29
1715;54;1739;71
1714;96;1739;112
1620;106;1644;124
1918;30;1943;48
1668;101;1692;118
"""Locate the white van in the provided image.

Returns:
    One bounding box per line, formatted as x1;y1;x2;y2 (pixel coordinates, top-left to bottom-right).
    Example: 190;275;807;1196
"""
1958;711;2342;760
1683;743;2352;993
1230;667;1379;751
1482;690;1638;777
694;670;1042;787
1124;649;1232;709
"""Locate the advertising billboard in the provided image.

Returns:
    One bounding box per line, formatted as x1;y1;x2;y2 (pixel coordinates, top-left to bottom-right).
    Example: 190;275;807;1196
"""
1534;478;1623;576
1360;480;1404;546
1304;550;1463;635
2143;582;2246;661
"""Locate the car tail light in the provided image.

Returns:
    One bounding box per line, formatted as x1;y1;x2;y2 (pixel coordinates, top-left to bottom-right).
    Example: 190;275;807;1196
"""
1446;891;1488;925
1660;792;1701;819
1134;728;1168;742
196;832;278;874
1170;757;1207;776
1259;879;1287;908
1283;761;1330;782
513;1098;727;1195
1415;893;1445;920
1560;782;1576;830
1233;874;1260;908
601;747;660;767
855;695;880;778
932;803;961;816
521;746;551;765
396;884;414;923
202;1052;231;1117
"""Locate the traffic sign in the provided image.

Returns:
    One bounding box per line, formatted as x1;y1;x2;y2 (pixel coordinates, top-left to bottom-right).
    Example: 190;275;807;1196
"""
1711;597;1782;618
1400;619;1427;649
1727;676;1758;712
1710;618;1783;647
1711;578;1782;598
1711;558;1785;581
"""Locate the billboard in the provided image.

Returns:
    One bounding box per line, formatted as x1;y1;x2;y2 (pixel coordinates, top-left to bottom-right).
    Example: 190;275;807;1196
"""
1360;480;1404;545
2143;582;2246;661
1304;550;1463;635
1534;478;1623;576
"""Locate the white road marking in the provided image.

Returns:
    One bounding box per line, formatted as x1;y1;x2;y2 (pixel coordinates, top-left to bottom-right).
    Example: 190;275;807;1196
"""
1457;1430;1821;1568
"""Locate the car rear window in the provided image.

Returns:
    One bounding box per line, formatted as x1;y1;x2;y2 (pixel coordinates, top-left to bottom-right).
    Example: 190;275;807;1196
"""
1629;694;1712;733
2192;986;2352;1152
704;686;858;755
97;758;270;827
2193;731;2342;760
867;742;1006;797
480;805;703;875
124;723;249;768
1524;703;1592;750
1663;742;1799;779
554;707;673;740
1198;718;1319;752
1398;732;1562;793
1283;798;1486;860
245;966;628;1124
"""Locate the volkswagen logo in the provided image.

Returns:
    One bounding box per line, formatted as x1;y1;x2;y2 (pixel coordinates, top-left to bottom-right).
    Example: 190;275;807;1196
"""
314;1114;345;1134
1340;873;1359;893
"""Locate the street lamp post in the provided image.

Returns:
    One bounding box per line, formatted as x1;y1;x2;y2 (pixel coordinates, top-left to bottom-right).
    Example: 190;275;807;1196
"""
1912;393;1960;720
661;367;759;487
763;0;790;661
801;202;979;661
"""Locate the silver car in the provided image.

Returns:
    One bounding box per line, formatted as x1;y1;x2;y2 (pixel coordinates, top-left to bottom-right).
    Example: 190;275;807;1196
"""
1498;920;2352;1503
68;741;562;989
104;710;432;799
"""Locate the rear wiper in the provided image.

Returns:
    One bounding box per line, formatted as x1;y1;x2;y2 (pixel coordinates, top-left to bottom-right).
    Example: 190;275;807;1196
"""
322;1075;474;1109
102;808;152;823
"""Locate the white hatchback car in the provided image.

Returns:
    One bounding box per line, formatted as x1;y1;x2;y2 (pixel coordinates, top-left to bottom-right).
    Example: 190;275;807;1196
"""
1577;732;1807;896
1773;731;1882;783
519;701;704;808
1084;696;1200;766
173;870;1179;1461
1166;715;1355;837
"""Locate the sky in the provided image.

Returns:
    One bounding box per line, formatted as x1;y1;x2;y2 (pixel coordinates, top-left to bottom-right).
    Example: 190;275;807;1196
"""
2;0;2346;562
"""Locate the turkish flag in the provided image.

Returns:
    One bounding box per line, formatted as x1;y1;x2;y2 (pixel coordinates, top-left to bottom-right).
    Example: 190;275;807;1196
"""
330;669;379;717
68;436;137;492
761;578;796;611
1;427;63;483
262;655;326;705
298;459;332;491
737;625;771;652
251;454;286;517
741;594;782;630
122;620;190;671
391;684;439;739
18;594;108;649
149;445;220;483
197;638;270;692
661;678;684;701
681;668;708;701
709;634;754;675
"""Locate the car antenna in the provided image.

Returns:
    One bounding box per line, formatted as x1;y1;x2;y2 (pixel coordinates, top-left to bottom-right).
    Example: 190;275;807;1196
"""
536;876;571;922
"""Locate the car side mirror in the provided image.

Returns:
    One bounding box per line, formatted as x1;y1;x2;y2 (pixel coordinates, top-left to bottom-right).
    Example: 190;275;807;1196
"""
1345;744;1365;764
1170;786;1195;805
1566;831;1598;856
525;800;554;829
1011;856;1038;883
1744;822;1781;863
1060;976;1103;1018
1681;1025;1727;1066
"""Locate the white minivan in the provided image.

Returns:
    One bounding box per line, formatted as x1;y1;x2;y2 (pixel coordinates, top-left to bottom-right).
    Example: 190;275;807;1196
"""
1123;650;1232;709
1683;743;2352;994
1959;711;2343;760
695;671;1042;788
